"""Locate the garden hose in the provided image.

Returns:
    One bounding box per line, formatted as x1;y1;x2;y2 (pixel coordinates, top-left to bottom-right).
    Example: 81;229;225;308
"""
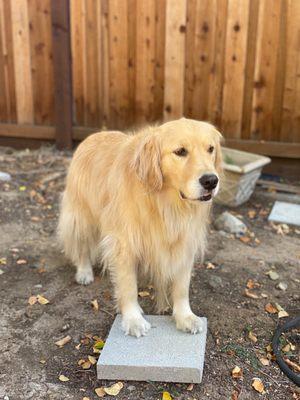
272;315;300;386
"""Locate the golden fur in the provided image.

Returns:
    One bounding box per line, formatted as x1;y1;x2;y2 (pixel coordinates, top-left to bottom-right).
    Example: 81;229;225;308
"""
58;118;223;337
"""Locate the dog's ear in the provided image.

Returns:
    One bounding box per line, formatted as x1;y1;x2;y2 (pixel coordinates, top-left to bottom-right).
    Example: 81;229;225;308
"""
213;128;224;176
132;133;163;191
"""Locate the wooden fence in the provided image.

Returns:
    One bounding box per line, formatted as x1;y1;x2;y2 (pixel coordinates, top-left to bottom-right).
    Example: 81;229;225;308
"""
0;0;300;157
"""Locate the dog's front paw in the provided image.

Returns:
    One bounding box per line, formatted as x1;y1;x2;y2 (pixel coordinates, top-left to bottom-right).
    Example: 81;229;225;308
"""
122;314;151;338
75;268;94;285
175;313;204;334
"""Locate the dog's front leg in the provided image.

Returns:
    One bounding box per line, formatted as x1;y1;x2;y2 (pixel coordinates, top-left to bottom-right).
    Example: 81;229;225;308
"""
113;254;151;338
172;265;204;334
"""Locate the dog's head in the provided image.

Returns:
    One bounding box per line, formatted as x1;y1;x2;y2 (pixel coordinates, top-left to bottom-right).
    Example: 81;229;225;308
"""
132;118;223;202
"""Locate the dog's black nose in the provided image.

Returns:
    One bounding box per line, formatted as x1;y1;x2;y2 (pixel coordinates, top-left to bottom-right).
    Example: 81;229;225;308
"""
199;174;219;190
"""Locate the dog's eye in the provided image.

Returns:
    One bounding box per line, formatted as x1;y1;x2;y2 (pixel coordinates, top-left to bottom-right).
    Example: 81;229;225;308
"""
208;145;214;154
174;147;188;157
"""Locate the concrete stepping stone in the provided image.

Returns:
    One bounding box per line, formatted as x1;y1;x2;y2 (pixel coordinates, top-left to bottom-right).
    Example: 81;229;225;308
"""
97;315;207;383
268;201;300;226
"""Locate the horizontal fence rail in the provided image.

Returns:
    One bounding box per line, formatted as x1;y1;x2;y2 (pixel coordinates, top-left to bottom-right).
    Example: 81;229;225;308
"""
0;0;299;156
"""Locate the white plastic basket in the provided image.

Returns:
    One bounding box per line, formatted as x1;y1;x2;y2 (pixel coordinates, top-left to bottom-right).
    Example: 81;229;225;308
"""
216;147;271;207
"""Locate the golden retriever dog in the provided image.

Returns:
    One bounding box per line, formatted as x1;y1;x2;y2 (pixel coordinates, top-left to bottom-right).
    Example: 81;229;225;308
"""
58;118;223;337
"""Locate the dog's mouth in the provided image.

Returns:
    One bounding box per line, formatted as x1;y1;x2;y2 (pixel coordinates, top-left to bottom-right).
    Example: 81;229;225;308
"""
180;191;213;202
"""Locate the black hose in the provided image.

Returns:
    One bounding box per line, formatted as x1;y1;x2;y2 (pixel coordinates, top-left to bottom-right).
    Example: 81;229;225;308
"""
272;315;300;386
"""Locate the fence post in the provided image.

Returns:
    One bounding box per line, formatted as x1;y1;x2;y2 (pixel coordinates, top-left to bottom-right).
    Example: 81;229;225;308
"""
51;0;73;149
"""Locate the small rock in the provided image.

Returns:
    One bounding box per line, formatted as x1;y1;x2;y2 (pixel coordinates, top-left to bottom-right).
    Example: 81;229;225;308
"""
277;282;287;291
4;395;10;400
127;385;136;392
34;284;43;288
0;172;11;181
208;275;223;290
214;212;247;235
266;270;279;280
0;269;4;275
61;324;70;332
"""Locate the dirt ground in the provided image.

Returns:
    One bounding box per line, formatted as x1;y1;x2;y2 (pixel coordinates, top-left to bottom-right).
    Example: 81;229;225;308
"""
0;145;299;400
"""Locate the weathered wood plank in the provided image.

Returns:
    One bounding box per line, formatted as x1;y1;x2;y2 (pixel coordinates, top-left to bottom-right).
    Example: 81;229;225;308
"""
241;0;259;139
10;0;34;123
250;0;283;141
164;0;187;121
108;0;130;129
84;0;101;127
280;0;300;143
28;0;54;125
207;0;228;127
222;0;250;137
51;0;73;149
135;0;156;124
70;0;85;126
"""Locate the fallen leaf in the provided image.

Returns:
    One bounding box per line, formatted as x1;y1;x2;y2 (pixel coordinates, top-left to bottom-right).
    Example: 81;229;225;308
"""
206;262;216;269
259;357;270;366
88;355;97;365
82;397;90;400
138;291;150;297
244;289;259;299
59;374;69;382
248;331;258;343
39;359;46;364
231;366;243;379
81;361;91;369
275;303;289;318
94;340;105;350
91;299;99;311
17;259;27;265
186;383;194;391
278;310;289;318
19;185;26;191
37;295;49;305
239;236;251;243
265;303;277;314
28;295;38;305
162;392;172;400
282;344;290;352
248;210;256;219
266;270;279;280
103;382;124;396
252;378;265;394
75;343;81;350
95;388;106;398
78;359;86;366
261;293;268;298
284;358;300;373
231;390;239;400
55;335;71;347
246;279;260;289
0;257;7;265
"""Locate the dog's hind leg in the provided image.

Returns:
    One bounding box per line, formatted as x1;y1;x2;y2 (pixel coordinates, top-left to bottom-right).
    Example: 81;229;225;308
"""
58;196;95;285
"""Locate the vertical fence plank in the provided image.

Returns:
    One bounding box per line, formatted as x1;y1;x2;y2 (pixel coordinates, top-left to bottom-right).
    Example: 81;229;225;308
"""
164;0;187;121
70;0;85;126
28;0;54;125
1;0;17;122
280;0;300;143
250;0;283;141
10;0;34;123
0;1;7;121
222;0;250;137
153;0;166;122
84;0;101;127
51;0;73;149
101;0;110;127
135;0;156;124
207;0;228;127
241;0;259;139
108;0;130;129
